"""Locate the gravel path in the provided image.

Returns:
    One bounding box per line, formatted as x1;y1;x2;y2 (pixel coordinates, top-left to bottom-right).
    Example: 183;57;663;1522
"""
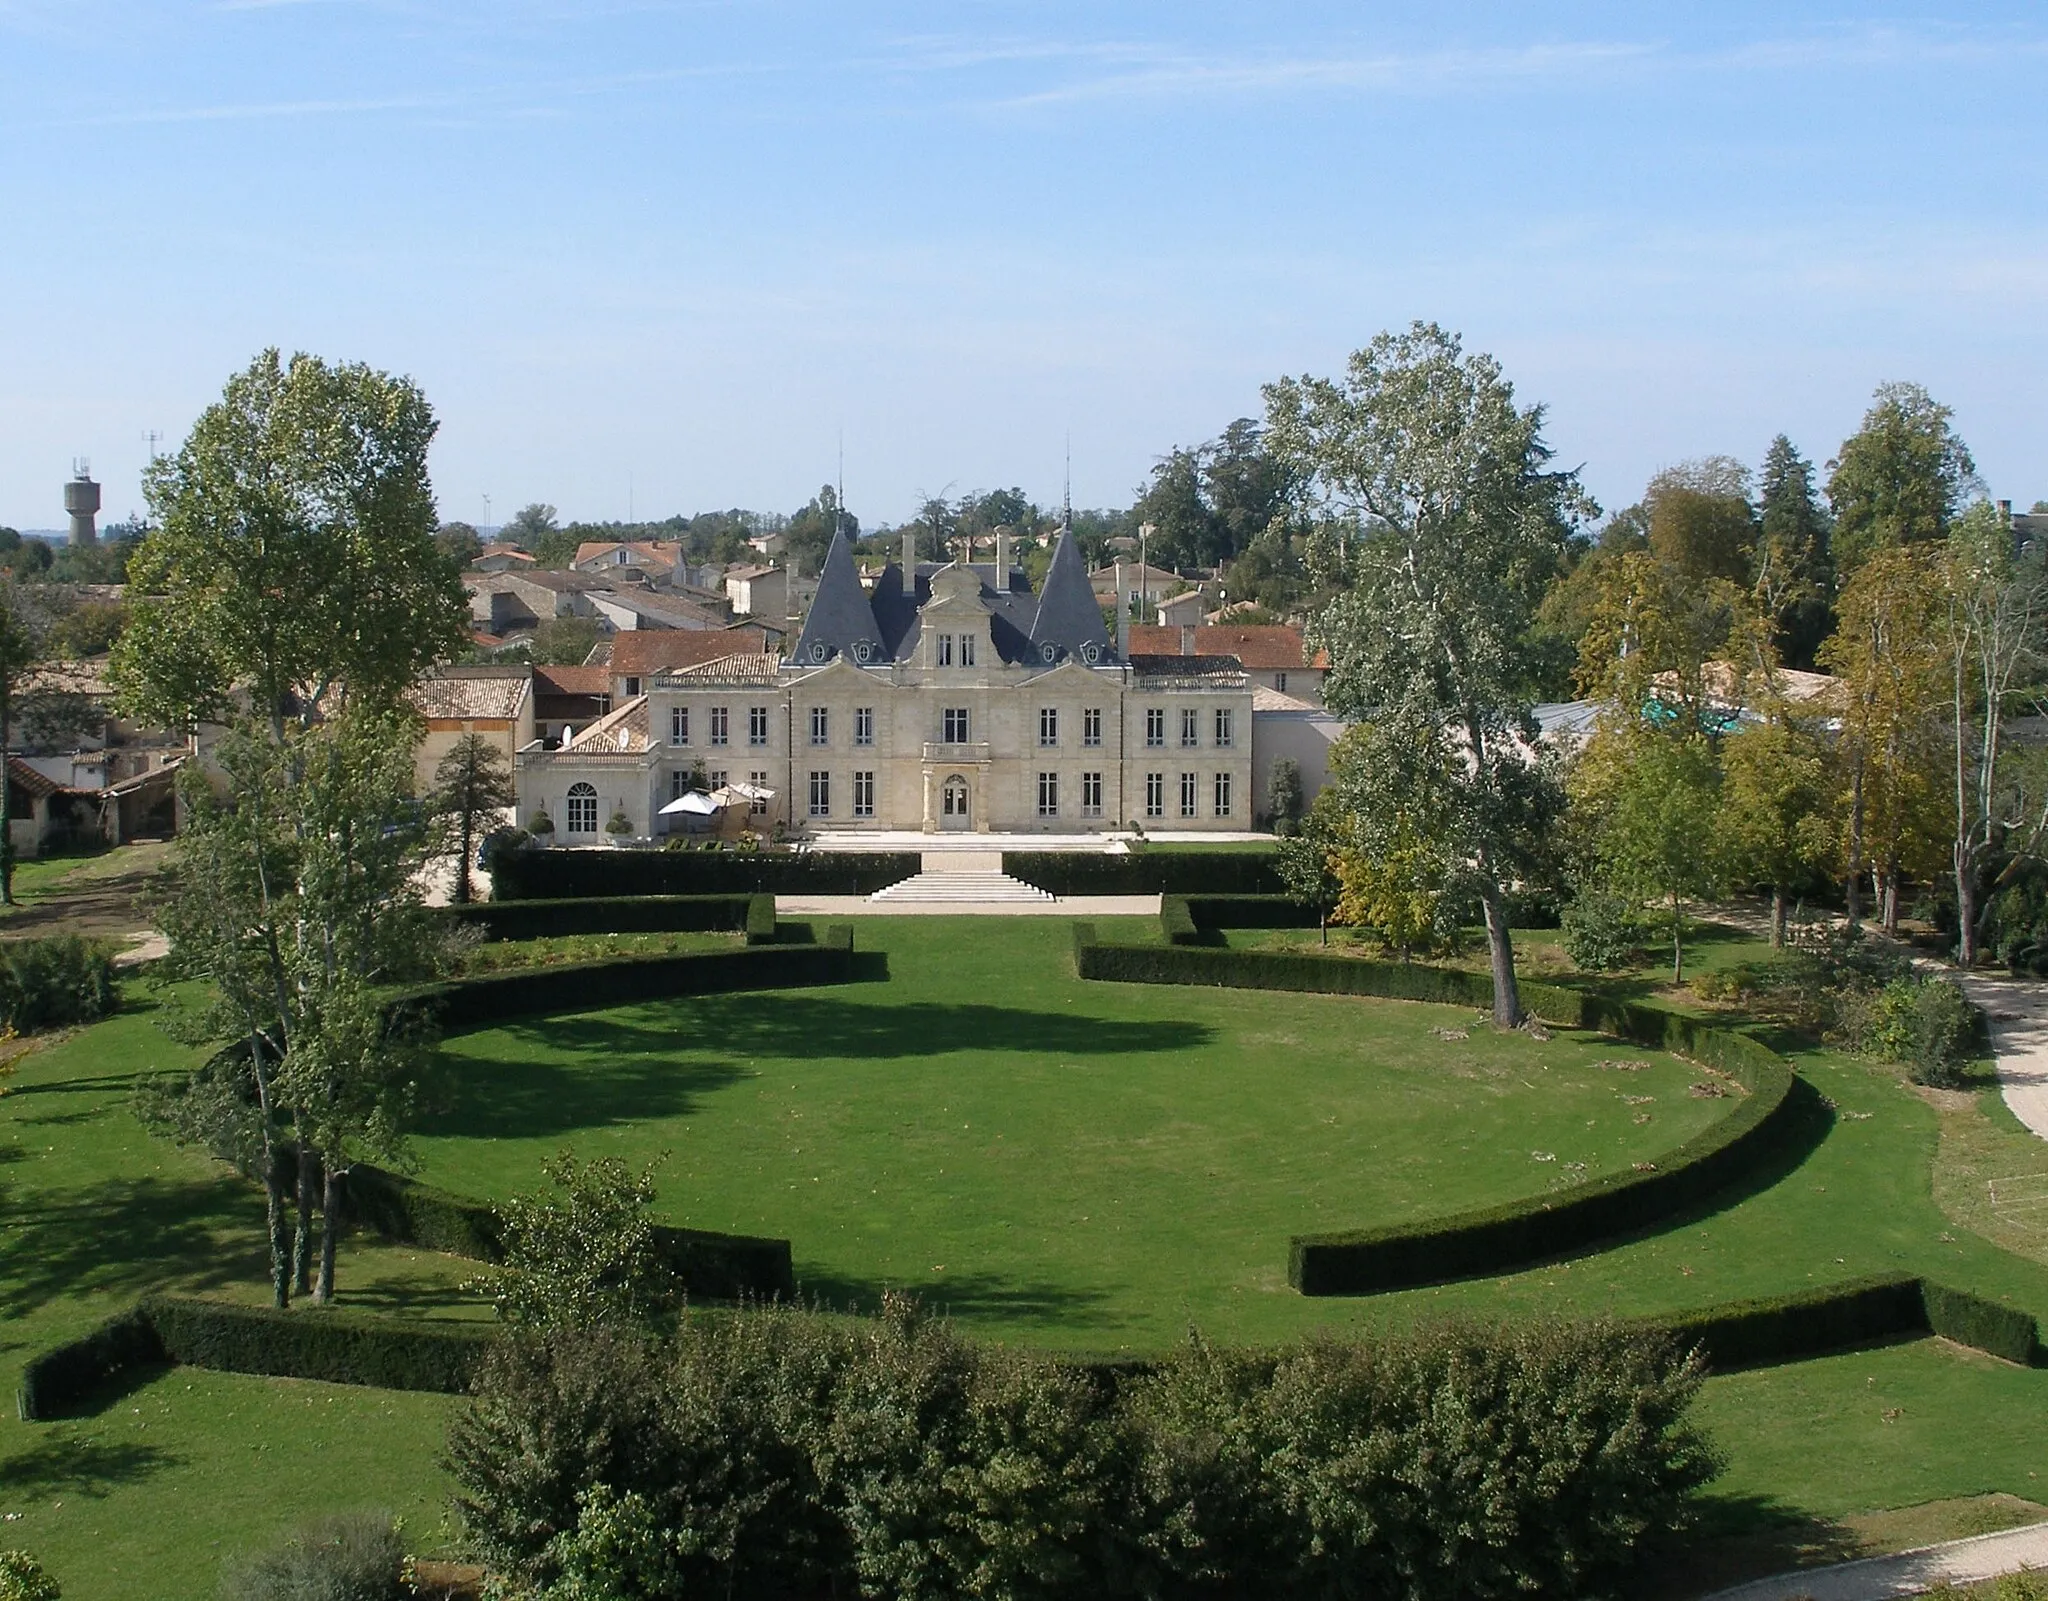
1703;1518;2048;1599
1957;972;2048;1142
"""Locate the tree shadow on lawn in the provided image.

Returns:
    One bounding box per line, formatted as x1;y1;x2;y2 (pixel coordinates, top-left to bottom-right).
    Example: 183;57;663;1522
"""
0;1431;184;1497
0;1173;263;1322
791;1265;1124;1334
1626;1491;1862;1601
431;997;1213;1142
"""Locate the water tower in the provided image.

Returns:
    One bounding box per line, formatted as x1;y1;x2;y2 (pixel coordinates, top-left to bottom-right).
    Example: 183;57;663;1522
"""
63;460;100;546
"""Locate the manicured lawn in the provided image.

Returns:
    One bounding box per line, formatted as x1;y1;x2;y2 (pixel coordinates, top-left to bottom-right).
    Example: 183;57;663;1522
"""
421;917;1731;1350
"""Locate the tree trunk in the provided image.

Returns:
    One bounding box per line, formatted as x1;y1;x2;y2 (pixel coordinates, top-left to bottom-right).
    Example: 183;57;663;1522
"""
1844;762;1866;930
315;1164;345;1303
1477;879;1524;1028
1956;843;1980;968
1880;871;1900;937
293;1136;316;1298
1770;884;1786;949
1319;912;1327;948
454;801;474;905
265;1144;294;1309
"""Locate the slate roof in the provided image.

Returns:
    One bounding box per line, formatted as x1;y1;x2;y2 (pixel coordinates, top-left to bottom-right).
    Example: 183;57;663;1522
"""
1029;529;1112;666
659;653;784;686
1127;654;1249;687
789;531;886;666
1126;624;1328;671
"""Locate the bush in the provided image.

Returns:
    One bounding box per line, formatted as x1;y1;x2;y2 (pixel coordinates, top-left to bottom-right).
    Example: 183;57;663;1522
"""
218;1511;406;1601
491;849;918;899
0;1550;59;1601
0;936;117;1034
1560;891;1647;971
450;1302;1714;1601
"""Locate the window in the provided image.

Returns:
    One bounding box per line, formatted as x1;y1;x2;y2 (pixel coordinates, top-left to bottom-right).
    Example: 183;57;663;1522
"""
1037;772;1059;817
853;770;875;818
808;771;831;817
1214;708;1233;748
1214;771;1233;817
709;706;729;746
669;770;690;800
1082;771;1103;818
1145;772;1165;819
748;771;770;815
936;634;954;667
958;633;977;667
1180;772;1198;818
1180;708;1199;748
614;548;630;565
624;676;641;697
809;706;829;746
748;706;769;746
567;782;598;834
942;707;970;743
1038;707;1059;747
854;706;875;746
1145;707;1165;748
670;706;689;746
1083;707;1102;747
709;768;728;791
1274;671;1288;693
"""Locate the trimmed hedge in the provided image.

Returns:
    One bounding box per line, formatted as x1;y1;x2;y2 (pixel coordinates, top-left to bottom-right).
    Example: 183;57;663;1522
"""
1645;1277;1927;1372
744;892;778;944
1005;848;1282;897
1160;895;1199;945
143;1294;493;1394
1924;1279;2040;1364
491;849;919;900
436;895;755;942
1070;930;1802;1296
1183;893;1320;931
344;1165;797;1301
16;1306;165;1421
404;938;855;1035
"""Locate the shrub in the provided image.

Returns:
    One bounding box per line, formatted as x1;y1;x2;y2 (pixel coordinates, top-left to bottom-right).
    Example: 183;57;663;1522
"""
1560;891;1647;971
1862;976;1980;1087
0;1550;59;1601
217;1511;406;1601
0;936;117;1034
605;810;634;837
484;1154;676;1329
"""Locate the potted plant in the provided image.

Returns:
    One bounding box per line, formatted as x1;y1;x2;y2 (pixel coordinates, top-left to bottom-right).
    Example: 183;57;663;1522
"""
527;808;555;846
605;809;635;845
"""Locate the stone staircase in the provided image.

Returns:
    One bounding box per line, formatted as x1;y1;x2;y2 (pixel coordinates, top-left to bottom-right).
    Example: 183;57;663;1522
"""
867;851;1056;905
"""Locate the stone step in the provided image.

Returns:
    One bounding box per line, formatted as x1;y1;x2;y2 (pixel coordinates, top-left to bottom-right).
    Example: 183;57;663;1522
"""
869;871;1056;904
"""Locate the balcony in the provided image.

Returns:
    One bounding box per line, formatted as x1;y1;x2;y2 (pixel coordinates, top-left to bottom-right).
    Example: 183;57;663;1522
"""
921;742;991;764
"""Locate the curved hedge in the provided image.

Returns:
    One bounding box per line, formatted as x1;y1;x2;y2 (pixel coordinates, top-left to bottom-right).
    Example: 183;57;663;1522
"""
1069;927;1803;1296
491;849;919;900
403;928;854;1035
436;894;758;942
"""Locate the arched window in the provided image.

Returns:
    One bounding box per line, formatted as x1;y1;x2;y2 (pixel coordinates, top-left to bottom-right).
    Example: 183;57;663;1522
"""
566;783;599;834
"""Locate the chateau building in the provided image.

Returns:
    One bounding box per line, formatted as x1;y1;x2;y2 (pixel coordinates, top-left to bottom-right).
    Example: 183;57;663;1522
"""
516;528;1265;840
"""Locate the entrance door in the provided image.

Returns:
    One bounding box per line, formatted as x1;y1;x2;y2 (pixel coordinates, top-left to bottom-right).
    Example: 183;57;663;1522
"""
940;776;970;830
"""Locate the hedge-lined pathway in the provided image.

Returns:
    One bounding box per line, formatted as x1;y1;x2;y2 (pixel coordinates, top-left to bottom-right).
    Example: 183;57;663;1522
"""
1703;1517;2048;1599
1958;972;2048;1142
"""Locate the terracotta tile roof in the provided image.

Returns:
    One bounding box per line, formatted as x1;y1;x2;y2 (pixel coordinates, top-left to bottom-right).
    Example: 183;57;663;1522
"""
477;544;534;562
1126;624;1328;671
607;625;779;678
408;667;532;721
534;665;611;697
1252;685;1322;713
574;540;683;571
565;695;650;752
7;758;67;800
21;657;114;697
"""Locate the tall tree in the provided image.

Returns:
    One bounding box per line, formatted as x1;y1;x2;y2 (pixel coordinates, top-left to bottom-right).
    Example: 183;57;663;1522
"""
0;580;52;905
1754;436;1835;670
1817;545;1950;931
1827;382;1979;576
436;521;484;571
1573;727;1724;982
434;733;517;904
1719;713;1836;946
112;349;466;734
1267;322;1591;1025
1132;446;1215;570
1644;458;1756;586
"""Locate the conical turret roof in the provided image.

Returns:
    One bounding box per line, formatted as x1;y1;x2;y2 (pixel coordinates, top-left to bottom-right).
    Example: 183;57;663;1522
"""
1029;527;1113;665
789;529;885;666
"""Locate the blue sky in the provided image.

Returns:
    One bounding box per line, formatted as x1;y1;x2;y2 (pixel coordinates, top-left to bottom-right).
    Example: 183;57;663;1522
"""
1;2;2042;533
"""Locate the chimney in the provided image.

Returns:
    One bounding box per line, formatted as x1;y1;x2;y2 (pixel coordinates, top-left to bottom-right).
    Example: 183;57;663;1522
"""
996;529;1010;583
1180;624;1196;657
1999;499;2013;524
902;527;917;576
1114;560;1129;660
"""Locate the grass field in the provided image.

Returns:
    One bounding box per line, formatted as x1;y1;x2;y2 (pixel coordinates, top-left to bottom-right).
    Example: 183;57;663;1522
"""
419;917;1727;1349
3;916;2048;1598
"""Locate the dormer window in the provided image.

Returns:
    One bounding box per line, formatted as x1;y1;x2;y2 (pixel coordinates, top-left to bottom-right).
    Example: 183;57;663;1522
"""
958;634;977;667
936;635;953;667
